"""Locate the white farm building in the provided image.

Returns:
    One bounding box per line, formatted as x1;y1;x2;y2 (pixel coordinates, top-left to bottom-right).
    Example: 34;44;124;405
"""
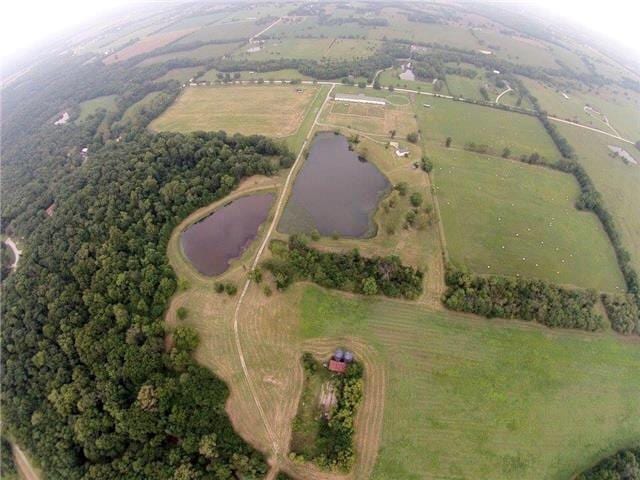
334;93;386;106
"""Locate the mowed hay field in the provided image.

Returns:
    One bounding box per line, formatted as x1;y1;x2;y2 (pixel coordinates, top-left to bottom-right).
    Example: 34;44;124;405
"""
298;286;640;480
415;96;559;159
558;124;640;273
430;146;625;291
150;85;320;137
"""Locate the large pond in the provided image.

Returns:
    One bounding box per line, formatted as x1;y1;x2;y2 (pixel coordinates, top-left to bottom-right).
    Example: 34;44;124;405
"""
279;132;390;237
181;193;274;276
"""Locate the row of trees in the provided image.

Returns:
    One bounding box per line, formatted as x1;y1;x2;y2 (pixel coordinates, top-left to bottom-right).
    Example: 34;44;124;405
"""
263;236;424;299
534;112;640;317
443;266;604;331
576;445;640;479
2;130;293;479
601;294;640;336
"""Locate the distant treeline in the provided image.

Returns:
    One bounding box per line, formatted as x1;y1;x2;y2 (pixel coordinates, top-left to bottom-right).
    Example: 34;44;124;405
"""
443;266;604;331
264;236;424;299
576;445;640;479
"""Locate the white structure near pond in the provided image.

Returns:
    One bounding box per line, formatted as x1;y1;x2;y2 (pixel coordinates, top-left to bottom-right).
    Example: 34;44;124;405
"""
334;93;386;106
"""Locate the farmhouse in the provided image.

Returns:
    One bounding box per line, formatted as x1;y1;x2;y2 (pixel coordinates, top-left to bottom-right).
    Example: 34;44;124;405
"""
396;148;410;157
334;93;386;106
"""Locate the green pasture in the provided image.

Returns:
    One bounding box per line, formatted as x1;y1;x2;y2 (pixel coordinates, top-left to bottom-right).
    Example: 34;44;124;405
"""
521;77;640;140
77;94;118;122
155;66;204;83
430;146;625;291
558;124;640;273
298;285;640;480
139;42;242;66
415;96;559;159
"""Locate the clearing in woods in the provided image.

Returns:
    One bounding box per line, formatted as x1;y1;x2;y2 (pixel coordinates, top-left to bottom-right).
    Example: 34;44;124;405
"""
429;144;625;291
149;85;320;137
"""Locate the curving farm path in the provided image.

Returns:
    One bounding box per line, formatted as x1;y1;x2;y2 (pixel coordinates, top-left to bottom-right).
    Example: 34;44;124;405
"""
229;84;335;457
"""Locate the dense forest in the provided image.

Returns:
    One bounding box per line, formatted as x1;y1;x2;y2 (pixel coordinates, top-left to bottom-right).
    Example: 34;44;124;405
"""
443;266;604;331
576;446;640;480
1;130;292;479
264;236;424;299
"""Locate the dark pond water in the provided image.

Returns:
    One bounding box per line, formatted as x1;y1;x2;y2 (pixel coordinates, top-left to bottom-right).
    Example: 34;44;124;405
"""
181;193;274;276
280;132;390;237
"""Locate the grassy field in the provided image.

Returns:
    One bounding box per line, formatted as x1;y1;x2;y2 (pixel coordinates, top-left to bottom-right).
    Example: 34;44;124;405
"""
154;66;204;83
139;42;243;66
521;77;640;140
235;38;379;62
558;124;640;273
121;91;166;122
174;20;263;44
103;29;194;64
77;94;118;122
415;96;559;159
149;85;320;137
430;145;625;291
200;68;310;83
298;286;640;480
378;68;449;94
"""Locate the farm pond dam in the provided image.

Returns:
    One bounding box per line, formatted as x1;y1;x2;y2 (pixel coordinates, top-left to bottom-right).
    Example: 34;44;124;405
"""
181;193;274;276
279;131;390;237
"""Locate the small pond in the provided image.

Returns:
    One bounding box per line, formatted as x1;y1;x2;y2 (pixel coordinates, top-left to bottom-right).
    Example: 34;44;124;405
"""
181;193;274;276
279;132;390;237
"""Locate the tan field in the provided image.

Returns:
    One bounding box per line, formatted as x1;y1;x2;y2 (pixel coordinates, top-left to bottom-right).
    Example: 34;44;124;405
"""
150;85;321;137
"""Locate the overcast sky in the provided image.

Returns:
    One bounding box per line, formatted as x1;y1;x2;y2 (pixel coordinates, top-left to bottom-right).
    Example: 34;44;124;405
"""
1;0;639;64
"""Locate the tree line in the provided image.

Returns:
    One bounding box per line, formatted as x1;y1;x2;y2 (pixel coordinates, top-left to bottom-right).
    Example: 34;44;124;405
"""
2;130;293;479
263;236;424;299
576;445;640;480
443;266;604;331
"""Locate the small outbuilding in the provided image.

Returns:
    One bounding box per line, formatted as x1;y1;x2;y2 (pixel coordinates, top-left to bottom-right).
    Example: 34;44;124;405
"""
327;349;354;374
328;359;347;373
396;148;410;157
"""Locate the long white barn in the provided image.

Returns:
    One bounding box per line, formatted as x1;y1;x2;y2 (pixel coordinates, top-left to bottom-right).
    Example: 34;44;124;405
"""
334;93;386;106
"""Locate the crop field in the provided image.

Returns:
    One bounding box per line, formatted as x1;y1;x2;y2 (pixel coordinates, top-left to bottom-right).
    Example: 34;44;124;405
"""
558;124;640;273
430;145;625;291
415;96;559;159
77;94;118;122
322;99;415;138
149;85;320;137
139;42;243;65
521;78;640;140
103;29;195;64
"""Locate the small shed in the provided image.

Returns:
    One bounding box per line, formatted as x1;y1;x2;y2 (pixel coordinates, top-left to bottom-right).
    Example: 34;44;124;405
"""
328;359;347;373
396;148;410;157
